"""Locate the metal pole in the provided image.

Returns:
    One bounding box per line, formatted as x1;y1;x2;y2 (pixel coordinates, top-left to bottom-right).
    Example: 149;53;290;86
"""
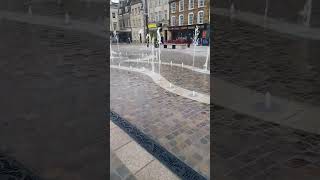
145;0;149;40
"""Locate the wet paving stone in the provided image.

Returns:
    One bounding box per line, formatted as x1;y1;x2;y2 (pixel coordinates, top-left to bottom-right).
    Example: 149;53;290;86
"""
110;68;210;178
0;20;107;180
213;105;320;179
213;15;320;106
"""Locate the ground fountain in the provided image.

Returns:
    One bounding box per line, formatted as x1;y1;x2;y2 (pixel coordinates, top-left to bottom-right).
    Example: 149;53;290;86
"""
157;27;161;80
230;2;235;20
263;0;269;27
65;12;70;24
265;92;271;109
193;26;200;69
203;46;210;71
113;30;120;53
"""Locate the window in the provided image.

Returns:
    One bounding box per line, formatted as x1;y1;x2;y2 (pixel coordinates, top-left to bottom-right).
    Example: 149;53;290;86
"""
198;11;204;24
198;0;205;7
179;0;184;12
179;14;184;26
155;12;159;21
159;11;163;21
113;22;117;30
112;12;116;18
171;2;176;13
189;0;194;10
171;16;176;26
164;10;168;20
188;12;194;25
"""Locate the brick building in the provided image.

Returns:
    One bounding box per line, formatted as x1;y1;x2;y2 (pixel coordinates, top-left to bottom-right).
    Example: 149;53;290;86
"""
168;0;210;45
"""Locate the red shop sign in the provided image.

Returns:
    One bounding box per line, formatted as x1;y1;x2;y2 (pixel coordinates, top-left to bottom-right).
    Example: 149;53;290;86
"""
202;31;207;38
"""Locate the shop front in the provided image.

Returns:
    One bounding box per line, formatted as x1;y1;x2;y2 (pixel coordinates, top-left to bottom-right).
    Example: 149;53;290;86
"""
168;23;209;46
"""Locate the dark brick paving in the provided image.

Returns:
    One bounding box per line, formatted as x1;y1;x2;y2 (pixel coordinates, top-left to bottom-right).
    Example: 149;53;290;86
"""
213;105;320;180
0;19;107;179
110;68;210;179
213;15;320;106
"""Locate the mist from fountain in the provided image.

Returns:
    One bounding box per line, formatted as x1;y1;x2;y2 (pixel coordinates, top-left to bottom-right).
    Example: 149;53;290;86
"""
193;26;200;70
302;0;312;27
28;5;32;16
263;0;269;27
230;2;235;20
157;27;161;79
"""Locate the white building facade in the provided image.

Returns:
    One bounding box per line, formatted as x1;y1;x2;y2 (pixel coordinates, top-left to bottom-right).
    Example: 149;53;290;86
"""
130;0;145;43
148;0;170;41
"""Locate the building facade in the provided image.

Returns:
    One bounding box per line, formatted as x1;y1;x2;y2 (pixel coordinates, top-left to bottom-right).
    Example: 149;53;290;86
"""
118;0;132;43
130;0;145;43
110;1;119;40
148;0;170;42
168;0;210;45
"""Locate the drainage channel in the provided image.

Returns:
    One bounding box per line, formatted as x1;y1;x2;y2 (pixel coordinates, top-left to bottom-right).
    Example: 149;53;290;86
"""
110;111;208;180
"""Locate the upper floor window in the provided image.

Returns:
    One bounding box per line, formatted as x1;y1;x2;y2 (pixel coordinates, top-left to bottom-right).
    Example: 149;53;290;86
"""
155;12;159;22
164;10;168;20
159;11;163;21
189;0;194;10
179;14;184;26
198;0;205;7
171;16;176;26
171;2;176;13
198;11;204;24
188;12;194;25
179;0;184;12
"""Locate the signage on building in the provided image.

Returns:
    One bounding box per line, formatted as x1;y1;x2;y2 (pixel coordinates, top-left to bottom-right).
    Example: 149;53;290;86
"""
148;23;157;28
202;31;206;38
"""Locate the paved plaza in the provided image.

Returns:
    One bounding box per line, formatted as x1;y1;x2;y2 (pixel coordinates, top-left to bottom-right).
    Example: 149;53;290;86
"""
211;13;320;180
1;1;320;180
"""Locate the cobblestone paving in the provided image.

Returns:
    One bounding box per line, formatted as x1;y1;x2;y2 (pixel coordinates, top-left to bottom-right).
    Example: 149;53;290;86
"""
117;61;210;95
213;15;320;106
110;150;137;180
110;68;210;179
213;105;320;180
0;20;107;180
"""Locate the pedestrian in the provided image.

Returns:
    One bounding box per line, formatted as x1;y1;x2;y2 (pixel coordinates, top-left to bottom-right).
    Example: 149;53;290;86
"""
146;34;150;47
128;37;131;44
